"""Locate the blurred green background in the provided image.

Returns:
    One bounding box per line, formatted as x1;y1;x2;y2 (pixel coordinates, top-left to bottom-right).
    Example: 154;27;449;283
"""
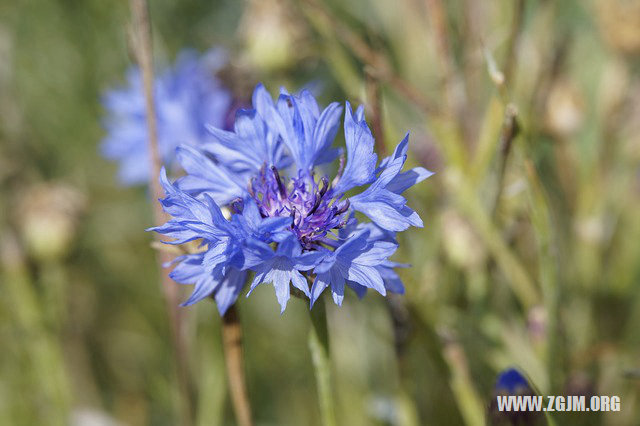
2;0;640;425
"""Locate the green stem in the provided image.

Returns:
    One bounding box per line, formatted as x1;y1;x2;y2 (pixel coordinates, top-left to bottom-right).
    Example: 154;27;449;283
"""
1;233;70;425
221;305;253;426
129;0;194;423
308;297;337;426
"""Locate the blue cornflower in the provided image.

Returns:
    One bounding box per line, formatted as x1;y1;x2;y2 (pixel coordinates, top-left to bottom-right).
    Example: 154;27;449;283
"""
101;49;232;185
151;83;432;314
490;368;544;425
495;368;532;394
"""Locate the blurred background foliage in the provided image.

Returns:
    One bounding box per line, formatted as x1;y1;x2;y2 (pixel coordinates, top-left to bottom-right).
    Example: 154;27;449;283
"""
1;0;640;425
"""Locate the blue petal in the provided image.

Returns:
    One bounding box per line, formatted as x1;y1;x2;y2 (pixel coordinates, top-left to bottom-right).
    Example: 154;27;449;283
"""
202;239;234;273
247;263;271;294
329;268;346;306
174;145;246;204
275;94;308;169
252;83;276;118
291;269;311;298
349;139;424;231
314;147;341;165
333;229;370;260
153;169;237;240
311;101;342;166
351;194;422;231
375;133;409;173
267;266;293;314
333;102;377;194
344;222;397;243
377;266;405;294
258;217;292;234
168;253;206;284
181;269;223;306
349;189;420;232
147;221;201;245
241;240;276;270
295;249;328;271
347;280;368;299
236;199;292;239
214;268;247;315
233;110;271;162
204;105;288;175
100;50;232;187
386;167;434;194
346;263;386;296
275;234;302;258
310;274;329;308
298;90;320;116
353;241;399;265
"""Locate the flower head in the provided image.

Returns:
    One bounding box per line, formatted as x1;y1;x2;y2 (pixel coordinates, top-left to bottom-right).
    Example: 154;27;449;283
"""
151;84;432;314
489;368;542;425
102;49;232;185
494;368;532;394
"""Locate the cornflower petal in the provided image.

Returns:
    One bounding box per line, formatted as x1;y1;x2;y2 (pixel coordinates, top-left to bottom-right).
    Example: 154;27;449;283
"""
332;102;378;194
101;49;232;186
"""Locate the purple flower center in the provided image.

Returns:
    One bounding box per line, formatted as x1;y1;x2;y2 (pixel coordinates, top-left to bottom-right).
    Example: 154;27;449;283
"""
248;166;350;250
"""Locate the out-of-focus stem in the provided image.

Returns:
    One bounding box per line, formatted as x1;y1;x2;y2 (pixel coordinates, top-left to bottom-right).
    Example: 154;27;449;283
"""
365;68;386;156
1;233;71;425
221;305;253;426
365;76;410;365
309;297;337;426
129;0;193;424
503;0;526;90
424;0;469;143
424;0;454;102
364;87;419;424
303;0;442;117
440;333;485;426
491;104;519;218
529;34;571;130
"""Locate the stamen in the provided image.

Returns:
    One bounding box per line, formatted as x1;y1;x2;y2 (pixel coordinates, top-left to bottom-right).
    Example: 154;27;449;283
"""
307;197;321;216
307;176;330;217
318;176;329;197
271;166;287;198
335;199;350;215
245;163;352;249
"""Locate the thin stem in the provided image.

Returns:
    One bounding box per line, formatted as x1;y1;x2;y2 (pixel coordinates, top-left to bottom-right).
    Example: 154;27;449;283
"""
1;233;71;425
503;0;526;90
364;95;419;421
365;68;386;156
221;305;254;426
491;103;519;218
302;0;442;117
424;0;454;102
424;0;467;132
309;297;337;426
129;0;193;424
